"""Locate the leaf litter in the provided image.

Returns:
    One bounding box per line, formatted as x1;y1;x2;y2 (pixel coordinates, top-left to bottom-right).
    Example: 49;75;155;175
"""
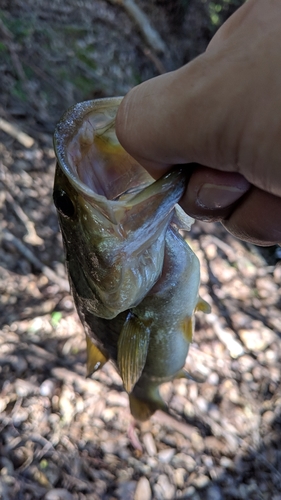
0;1;281;499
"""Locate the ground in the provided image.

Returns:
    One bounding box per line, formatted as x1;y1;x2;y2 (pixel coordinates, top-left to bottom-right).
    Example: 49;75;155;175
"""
0;1;281;499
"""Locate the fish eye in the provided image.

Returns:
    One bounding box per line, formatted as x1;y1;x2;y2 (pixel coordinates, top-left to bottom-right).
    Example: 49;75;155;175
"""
53;189;75;218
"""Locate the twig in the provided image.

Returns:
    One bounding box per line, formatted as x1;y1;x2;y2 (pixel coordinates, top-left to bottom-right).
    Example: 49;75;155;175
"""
75;60;116;95
0;117;34;148
203;234;237;262
0;18;13;40
21;58;67;101
0;18;42;116
3;188;43;246
199;237;240;335
0;19;27;83
152;410;195;438
108;0;166;53
205;313;244;359
1;230;69;291
142;47;166;74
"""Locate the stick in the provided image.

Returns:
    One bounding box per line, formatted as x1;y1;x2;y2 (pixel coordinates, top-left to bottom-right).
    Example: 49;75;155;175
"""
109;0;166;53
0;117;34;148
205;313;245;359
3;188;43;245
2;230;69;291
152;411;195;438
143;47;166;74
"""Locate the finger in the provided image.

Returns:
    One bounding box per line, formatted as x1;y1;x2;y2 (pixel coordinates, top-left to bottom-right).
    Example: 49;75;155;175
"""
182;168;281;245
221;188;281;246
116;53;280;192
115;57;226;177
182;166;251;221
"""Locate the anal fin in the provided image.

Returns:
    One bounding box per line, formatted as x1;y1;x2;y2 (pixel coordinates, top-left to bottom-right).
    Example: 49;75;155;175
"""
86;336;108;377
129;391;167;421
118;312;151;393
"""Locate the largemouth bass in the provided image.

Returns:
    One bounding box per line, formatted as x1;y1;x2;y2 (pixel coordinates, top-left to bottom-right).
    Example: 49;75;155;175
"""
53;97;210;421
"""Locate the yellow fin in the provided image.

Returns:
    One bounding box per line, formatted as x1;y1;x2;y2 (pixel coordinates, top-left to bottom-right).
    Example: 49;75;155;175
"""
129;391;167;421
181;316;194;343
86;336;108;377
196;296;211;314
118;312;151;393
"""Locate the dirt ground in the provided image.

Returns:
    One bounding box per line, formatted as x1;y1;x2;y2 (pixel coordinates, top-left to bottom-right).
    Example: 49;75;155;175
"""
0;1;281;499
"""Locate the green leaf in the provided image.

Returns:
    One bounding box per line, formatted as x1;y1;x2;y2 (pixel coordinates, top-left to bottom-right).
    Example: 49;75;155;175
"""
51;311;62;327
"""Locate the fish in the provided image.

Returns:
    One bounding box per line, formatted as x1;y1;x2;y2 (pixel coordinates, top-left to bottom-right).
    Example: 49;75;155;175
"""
53;97;210;421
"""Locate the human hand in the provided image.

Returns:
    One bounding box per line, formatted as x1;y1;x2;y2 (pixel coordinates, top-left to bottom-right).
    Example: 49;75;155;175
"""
116;0;281;246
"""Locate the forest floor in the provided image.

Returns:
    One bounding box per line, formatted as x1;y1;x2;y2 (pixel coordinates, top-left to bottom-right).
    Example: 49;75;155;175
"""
0;1;281;499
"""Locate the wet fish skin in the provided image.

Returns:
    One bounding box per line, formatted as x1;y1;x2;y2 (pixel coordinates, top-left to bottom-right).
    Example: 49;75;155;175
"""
53;97;209;420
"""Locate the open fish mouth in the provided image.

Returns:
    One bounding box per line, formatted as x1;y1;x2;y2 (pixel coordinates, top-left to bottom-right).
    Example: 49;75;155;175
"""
53;98;188;225
53;97;155;223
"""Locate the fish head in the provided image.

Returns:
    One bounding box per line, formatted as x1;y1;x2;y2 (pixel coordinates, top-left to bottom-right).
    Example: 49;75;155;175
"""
53;98;187;319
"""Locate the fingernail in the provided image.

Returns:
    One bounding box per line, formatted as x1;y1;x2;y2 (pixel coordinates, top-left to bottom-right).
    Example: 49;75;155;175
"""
197;183;249;210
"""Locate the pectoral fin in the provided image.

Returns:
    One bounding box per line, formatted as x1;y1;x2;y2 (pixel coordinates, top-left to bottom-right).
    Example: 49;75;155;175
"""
172;204;194;231
118;312;151;393
196;296;211;314
181;297;211;345
86;336;108;377
181;316;194;343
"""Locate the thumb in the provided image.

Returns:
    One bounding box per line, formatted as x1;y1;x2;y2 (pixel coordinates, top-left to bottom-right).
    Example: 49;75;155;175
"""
116;0;281;198
115;57;223;178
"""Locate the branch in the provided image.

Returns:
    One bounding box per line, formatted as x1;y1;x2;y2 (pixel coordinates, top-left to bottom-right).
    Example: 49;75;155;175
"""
0;117;34;148
2;230;69;292
3;188;43;246
109;0;166;53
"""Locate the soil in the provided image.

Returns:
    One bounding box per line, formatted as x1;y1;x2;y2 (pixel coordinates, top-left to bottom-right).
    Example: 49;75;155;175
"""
0;1;281;499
